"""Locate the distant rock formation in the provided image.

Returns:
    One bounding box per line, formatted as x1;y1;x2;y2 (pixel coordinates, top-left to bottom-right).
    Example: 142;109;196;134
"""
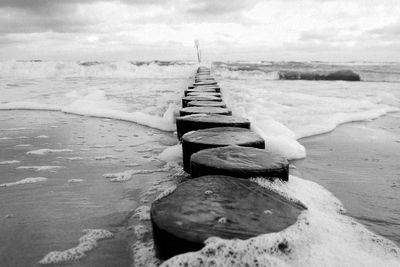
279;69;361;81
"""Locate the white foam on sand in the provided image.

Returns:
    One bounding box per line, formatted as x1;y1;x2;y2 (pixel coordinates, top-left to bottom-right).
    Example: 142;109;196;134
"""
38;229;113;265
158;144;182;162
103;166;170;182
132;224;151;239
16;166;63;172
0;102;59;111
26;148;73;155
0;160;20;165
0;177;48;187
36;135;49;139
132;241;160;267
162;176;400;267
133;205;151;221
0;88;178;132
61;90;176;132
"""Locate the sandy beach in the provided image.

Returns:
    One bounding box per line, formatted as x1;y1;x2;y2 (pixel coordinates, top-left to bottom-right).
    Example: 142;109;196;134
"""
0;110;178;266
293;112;400;246
1;109;399;266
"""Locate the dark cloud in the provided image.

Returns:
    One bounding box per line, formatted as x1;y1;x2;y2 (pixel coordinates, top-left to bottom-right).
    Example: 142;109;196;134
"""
0;0;167;13
0;0;172;34
0;8;92;33
0;1;97;33
186;0;260;15
0;0;89;15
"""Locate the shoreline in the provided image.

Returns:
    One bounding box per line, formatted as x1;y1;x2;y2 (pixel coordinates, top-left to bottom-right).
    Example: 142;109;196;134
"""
293;112;400;246
0;110;176;266
1;109;400;266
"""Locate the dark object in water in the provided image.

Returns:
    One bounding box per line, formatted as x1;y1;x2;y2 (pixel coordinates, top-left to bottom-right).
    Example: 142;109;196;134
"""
182;96;222;108
176;114;250;139
151;175;306;260
190;145;289;181
279;69;361;81
188;101;227;108
181;127;264;172
179;107;232;117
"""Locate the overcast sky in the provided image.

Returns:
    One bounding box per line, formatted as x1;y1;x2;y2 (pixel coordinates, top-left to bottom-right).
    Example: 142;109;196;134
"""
0;0;399;61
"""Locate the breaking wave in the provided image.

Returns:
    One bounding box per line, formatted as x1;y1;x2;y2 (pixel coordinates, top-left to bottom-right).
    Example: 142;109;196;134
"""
0;60;195;79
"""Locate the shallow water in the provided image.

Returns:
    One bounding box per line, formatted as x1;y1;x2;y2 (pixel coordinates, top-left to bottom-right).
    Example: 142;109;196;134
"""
294;113;400;246
0;111;176;266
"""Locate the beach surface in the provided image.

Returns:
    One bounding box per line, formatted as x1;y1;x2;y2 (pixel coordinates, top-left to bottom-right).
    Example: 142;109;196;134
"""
294;112;400;246
1;60;400;266
0;110;177;266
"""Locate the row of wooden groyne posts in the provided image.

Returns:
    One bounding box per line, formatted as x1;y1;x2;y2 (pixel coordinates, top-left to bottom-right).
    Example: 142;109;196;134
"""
150;66;306;261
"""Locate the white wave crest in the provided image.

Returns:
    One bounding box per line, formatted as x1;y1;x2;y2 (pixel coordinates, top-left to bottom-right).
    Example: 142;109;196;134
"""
0;61;195;79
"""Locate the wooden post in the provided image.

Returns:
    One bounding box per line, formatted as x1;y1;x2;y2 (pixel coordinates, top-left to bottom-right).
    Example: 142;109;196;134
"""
194;40;201;63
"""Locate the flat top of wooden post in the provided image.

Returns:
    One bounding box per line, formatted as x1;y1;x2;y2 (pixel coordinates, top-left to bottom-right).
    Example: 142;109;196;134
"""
151;175;306;243
176;114;249;124
182;127;263;146
191;145;288;171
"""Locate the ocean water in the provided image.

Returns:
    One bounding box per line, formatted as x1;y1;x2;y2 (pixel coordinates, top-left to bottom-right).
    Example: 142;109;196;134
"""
0;60;400;266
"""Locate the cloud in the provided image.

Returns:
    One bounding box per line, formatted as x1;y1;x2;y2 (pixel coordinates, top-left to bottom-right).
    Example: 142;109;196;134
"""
0;8;93;34
0;0;399;61
368;20;400;42
0;0;168;13
0;0;177;34
185;0;260;15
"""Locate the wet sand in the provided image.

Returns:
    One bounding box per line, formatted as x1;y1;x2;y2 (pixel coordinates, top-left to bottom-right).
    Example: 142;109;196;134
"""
293;113;400;246
2;110;400;266
0;110;177;266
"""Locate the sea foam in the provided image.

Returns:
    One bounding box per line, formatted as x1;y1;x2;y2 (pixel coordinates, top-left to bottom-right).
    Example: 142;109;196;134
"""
39;229;113;265
0;90;177;132
220;78;400;160
0;177;48;187
0;160;20;165
0;61;194;79
61;90;176;132
158;144;182;162
103;166;170;182
162;176;400;267
27;149;73;155
16;166;63;172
